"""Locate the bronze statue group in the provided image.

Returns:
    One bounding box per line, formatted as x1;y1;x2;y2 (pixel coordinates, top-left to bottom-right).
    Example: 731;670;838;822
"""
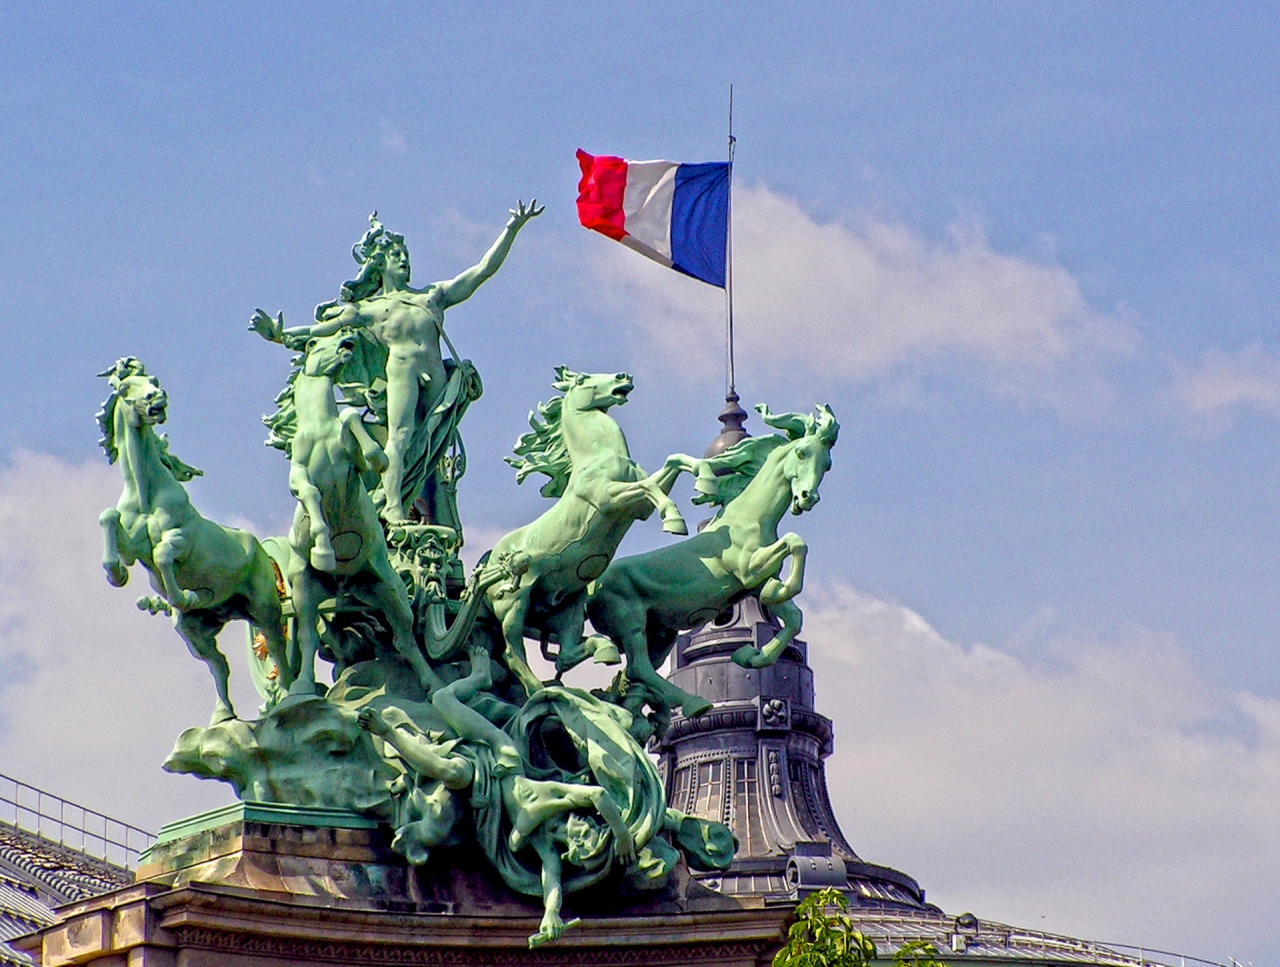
96;209;838;946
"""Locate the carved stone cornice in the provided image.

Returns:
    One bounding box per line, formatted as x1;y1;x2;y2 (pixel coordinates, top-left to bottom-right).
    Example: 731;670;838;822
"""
169;924;775;966
656;701;834;754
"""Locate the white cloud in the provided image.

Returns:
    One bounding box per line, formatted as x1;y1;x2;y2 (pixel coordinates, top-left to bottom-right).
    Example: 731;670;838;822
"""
1173;345;1280;430
597;185;1135;413
380;119;407;154
805;585;1279;960
4;453;1273;957
0;453;248;834
458;522;509;572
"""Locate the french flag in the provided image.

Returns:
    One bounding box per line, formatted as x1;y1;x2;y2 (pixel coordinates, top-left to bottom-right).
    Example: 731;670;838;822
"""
576;149;730;288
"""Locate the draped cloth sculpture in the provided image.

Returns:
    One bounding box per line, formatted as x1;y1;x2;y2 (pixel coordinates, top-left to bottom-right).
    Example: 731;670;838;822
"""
97;209;837;948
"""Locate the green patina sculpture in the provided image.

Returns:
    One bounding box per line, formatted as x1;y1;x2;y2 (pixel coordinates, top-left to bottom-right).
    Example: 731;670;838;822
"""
269;328;438;697
96;359;289;723
585;404;839;723
252;203;540;527
481;367;693;697
97;209;840;948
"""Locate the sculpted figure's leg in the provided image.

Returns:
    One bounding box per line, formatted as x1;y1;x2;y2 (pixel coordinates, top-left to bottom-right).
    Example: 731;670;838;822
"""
605;475;688;534
431;650;521;773
381;358;421;523
175;610;235;723
368;551;444;695
340;408;388;474
288;464;334;572
742;535;803;590
491;581;544;697
640;472;688;534
288;567;324;695
593;581;711;718
649;454;701;495
153;529;199;610
99;507;129;587
733;598;803;669
623;622;711;719
758;535;806;605
546;596;591;675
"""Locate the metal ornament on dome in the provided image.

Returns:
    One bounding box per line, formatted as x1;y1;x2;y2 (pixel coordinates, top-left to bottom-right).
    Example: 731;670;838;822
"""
654;408;925;906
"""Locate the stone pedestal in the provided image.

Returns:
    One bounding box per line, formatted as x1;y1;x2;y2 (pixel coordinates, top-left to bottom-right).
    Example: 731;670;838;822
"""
14;806;1152;966
14;804;789;967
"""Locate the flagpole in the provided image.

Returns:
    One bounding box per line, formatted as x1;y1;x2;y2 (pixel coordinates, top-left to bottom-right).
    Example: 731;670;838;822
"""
725;83;737;400
704;84;748;458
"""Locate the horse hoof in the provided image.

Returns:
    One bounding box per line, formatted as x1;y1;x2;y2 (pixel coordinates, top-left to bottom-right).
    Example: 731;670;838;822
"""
210;706;236;726
589;638;621;666
681;696;714;718
310;547;336;572
104;563;129;587
731;645;760;668
662;518;689;536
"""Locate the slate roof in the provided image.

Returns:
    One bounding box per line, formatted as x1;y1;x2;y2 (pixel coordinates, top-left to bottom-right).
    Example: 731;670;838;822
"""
0;822;135;965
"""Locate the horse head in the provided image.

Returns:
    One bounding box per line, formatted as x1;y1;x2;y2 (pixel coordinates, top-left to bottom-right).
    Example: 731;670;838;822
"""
757;403;839;515
106;361;169;429
553;367;634;412
302;328;358;379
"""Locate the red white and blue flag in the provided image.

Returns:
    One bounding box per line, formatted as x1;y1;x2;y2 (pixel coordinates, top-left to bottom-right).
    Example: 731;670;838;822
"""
576;149;730;288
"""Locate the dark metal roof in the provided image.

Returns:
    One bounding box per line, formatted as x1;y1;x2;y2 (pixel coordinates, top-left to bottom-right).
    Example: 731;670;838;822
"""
0;775;148;965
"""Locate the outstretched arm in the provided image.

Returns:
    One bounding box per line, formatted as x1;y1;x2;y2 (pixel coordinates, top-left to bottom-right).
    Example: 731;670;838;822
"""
438;200;543;308
527;834;580;948
249;305;360;344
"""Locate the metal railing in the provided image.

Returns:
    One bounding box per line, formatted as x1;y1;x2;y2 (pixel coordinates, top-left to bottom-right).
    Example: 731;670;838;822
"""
871;922;1239;967
0;772;155;870
1096;942;1249;967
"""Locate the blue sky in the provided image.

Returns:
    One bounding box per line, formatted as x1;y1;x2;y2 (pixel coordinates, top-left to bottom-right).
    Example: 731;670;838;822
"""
1;3;1277;961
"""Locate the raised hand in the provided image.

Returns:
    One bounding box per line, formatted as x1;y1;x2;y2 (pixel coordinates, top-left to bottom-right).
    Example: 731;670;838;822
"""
508;199;545;230
249;308;285;343
357;707;392;737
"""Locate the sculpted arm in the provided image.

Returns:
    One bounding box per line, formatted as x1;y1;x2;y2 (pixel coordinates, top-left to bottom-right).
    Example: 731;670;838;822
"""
586;786;635;865
357;708;473;790
528;833;577;948
249;304;362;344
438;200;543;308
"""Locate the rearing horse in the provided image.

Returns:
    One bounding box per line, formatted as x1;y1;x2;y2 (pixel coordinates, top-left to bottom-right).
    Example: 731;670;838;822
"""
96;358;290;723
275;330;439;697
482;368;692;696
585;404;839;719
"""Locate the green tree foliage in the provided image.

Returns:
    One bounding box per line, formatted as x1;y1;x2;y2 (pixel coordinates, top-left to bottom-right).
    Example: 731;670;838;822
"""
773;888;877;967
891;939;948;967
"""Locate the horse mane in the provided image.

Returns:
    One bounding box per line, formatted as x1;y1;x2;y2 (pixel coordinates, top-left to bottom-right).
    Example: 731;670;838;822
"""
505;395;570;498
155;434;204;482
264;362;302;456
264;328;385;457
95;391;120;464
95;357;203;479
690;435;787;508
691;404;840;509
96;357;147;464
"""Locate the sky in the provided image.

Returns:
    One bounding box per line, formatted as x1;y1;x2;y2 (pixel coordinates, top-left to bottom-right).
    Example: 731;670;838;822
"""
1;2;1277;961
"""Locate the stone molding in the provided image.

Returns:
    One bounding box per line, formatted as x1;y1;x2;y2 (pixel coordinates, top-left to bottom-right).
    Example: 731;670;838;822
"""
20;879;787;967
169;924;775;966
657;703;833;753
